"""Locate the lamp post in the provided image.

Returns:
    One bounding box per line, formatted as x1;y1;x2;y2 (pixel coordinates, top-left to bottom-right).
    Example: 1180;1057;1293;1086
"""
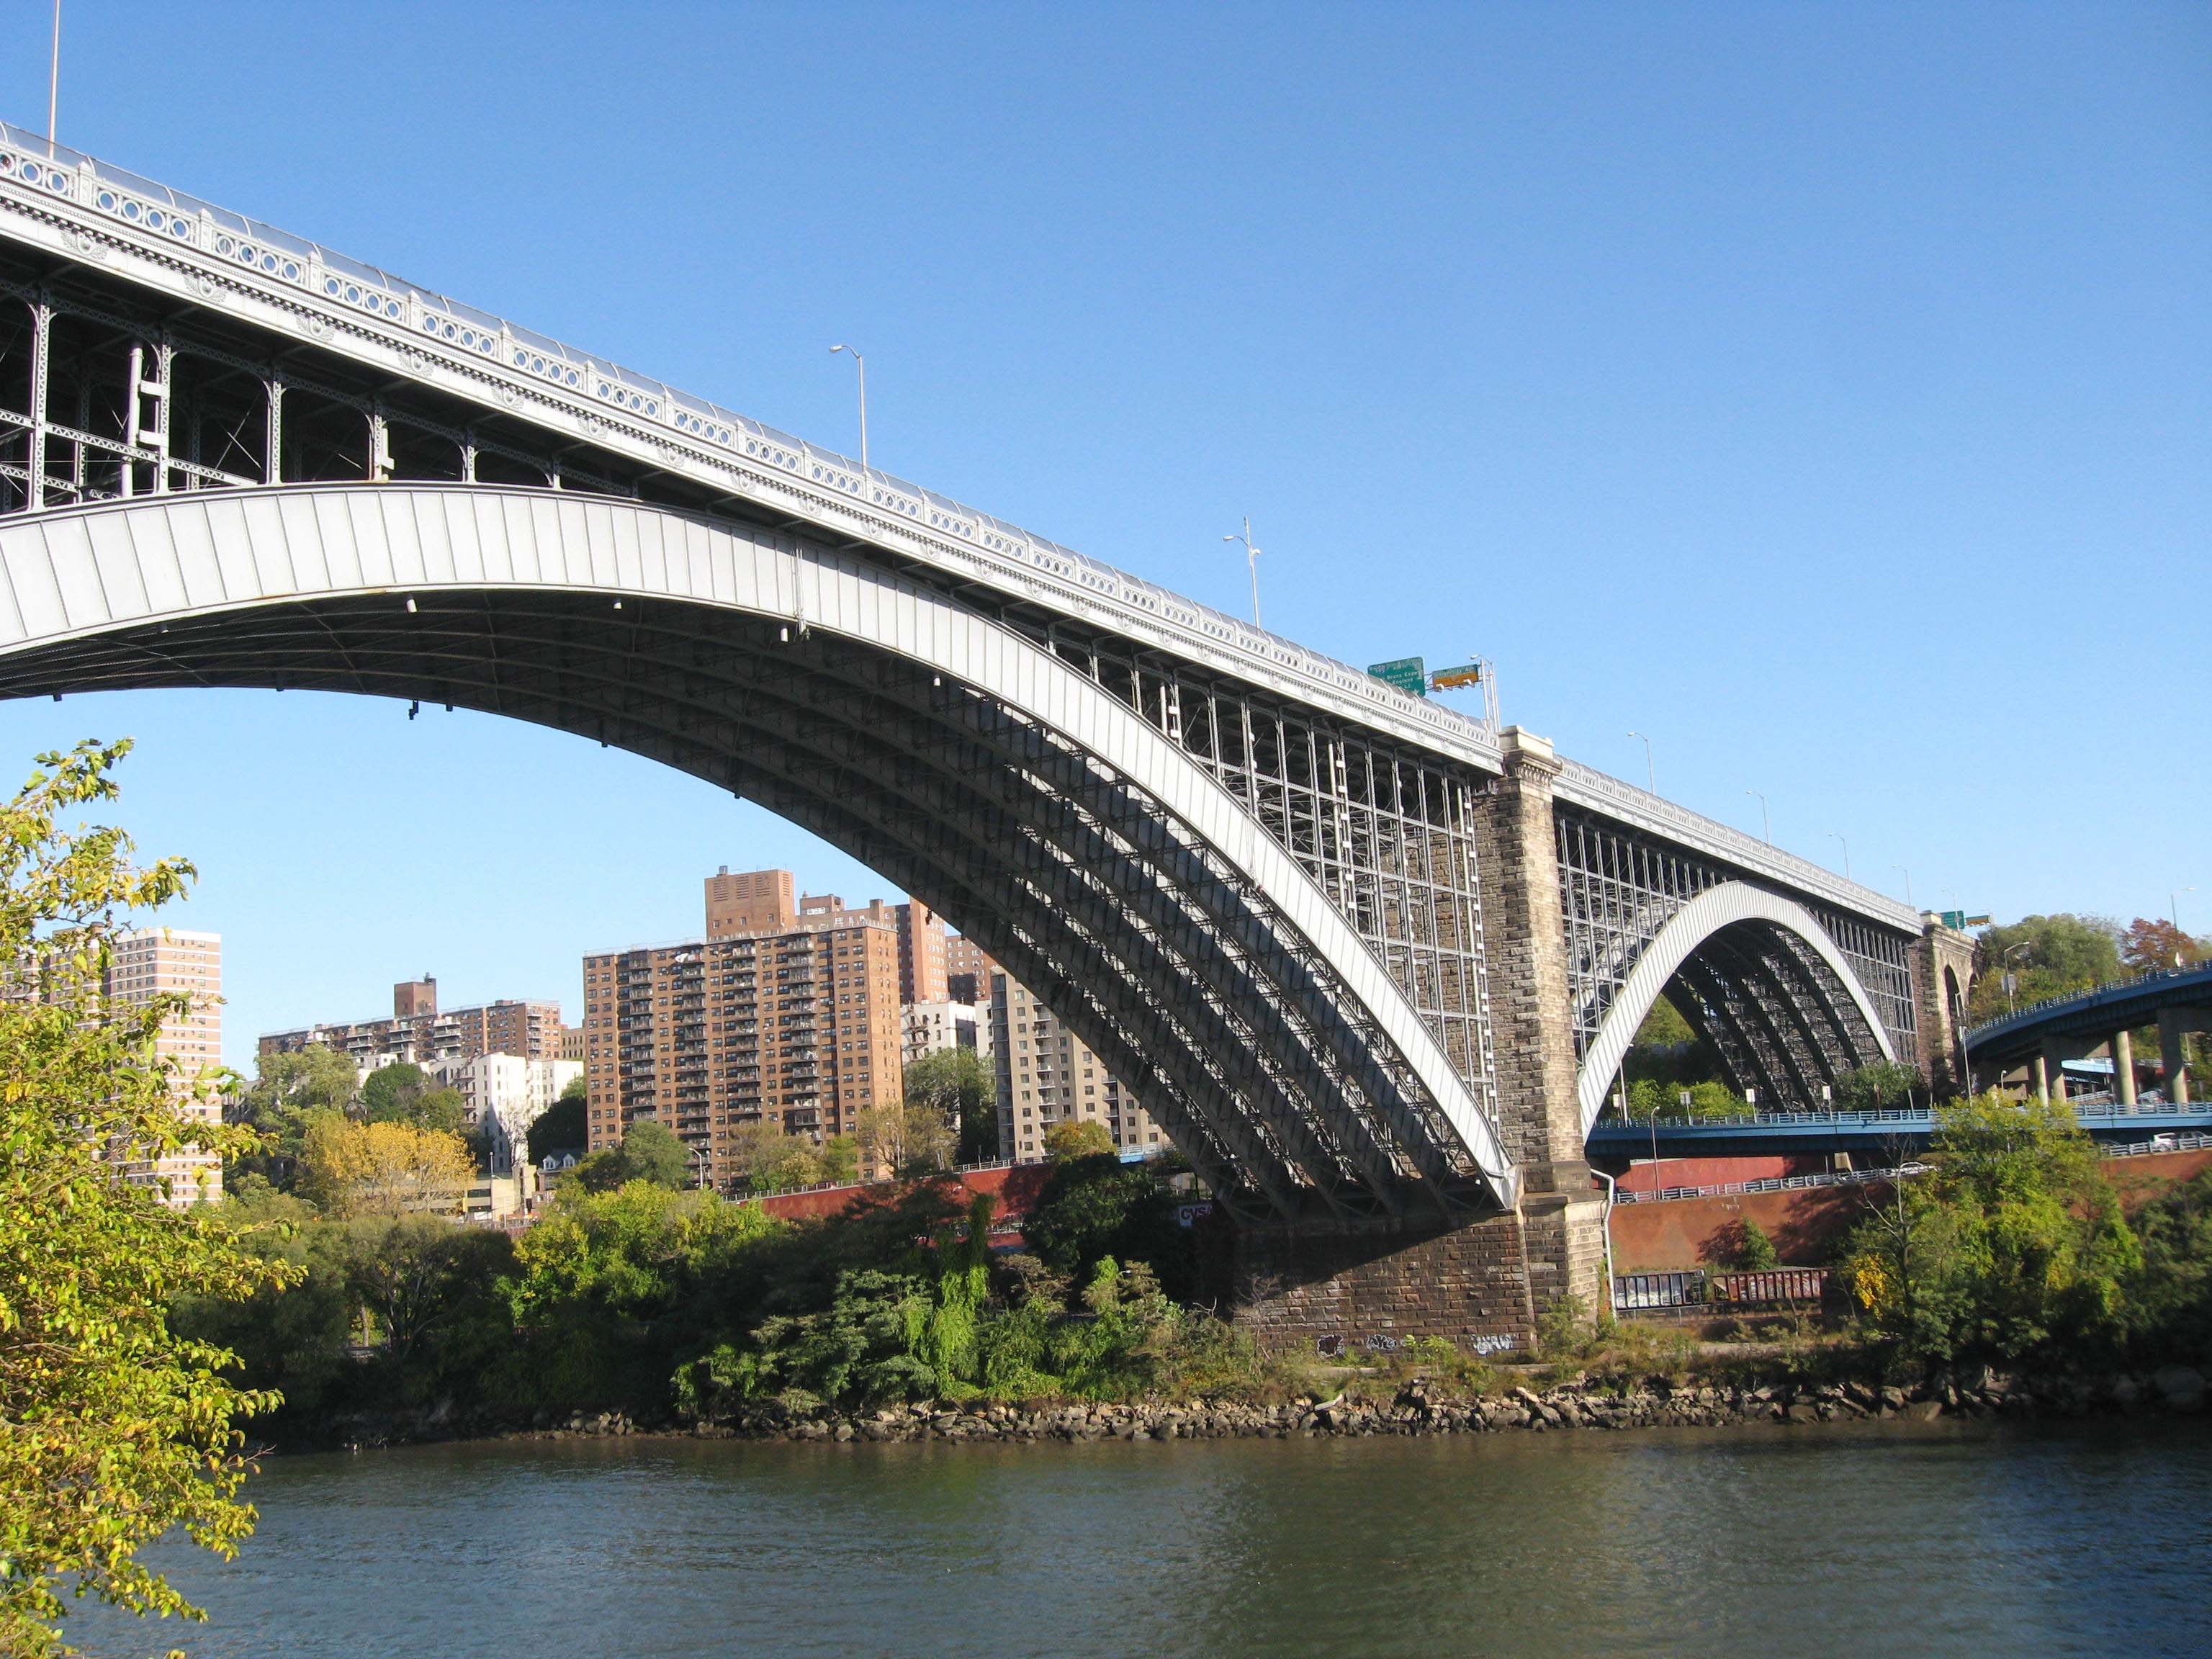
1745;788;1770;843
2174;887;2198;970
1827;832;1851;881
2002;943;2031;1015
1892;864;1913;909
1223;517;1262;629
1627;732;1654;793
48;0;62;157
689;1143;709;1192
829;344;867;475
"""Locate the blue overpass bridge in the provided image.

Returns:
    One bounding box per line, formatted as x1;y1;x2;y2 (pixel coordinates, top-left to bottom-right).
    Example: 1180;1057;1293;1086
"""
1964;963;2212;1107
1588;1100;2212;1161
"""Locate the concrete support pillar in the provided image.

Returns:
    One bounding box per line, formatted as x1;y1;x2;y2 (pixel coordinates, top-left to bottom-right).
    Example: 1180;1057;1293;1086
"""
1467;727;1607;1326
2161;1008;2193;1107
2113;1029;2136;1106
2040;1038;2070;1105
2031;1051;2051;1104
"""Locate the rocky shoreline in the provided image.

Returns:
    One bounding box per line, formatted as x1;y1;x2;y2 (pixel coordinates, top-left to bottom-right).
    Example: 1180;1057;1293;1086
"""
307;1363;2208;1453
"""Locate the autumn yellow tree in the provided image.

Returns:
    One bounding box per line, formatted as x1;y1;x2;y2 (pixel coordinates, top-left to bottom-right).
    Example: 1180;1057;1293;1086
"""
297;1116;475;1217
0;740;295;1658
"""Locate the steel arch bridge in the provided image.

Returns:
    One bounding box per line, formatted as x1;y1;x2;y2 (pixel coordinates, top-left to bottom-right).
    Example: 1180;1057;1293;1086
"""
0;124;1930;1256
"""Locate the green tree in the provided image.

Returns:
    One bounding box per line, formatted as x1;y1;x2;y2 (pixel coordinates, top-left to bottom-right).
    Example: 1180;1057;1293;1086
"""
1043;1119;1115;1161
723;1120;827;1195
856;1096;957;1179
904;1048;998;1163
229;1043;358;1187
571;1118;693;1192
359;1062;429;1122
0;740;295;1655
1969;914;2123;1021
527;1076;590;1163
1842;1092;2139;1364
819;1134;861;1186
1022;1153;1195;1300
1837;1061;1923;1112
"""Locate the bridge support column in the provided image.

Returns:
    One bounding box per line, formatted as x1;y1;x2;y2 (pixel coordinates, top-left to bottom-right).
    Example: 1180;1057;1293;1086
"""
1467;727;1608;1326
2159;1008;2197;1106
2031;1051;2050;1103
1910;921;1977;1094
2112;1029;2137;1106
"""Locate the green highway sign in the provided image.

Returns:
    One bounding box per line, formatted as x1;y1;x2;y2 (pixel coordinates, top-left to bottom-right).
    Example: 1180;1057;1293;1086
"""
1367;656;1428;697
1937;911;1992;930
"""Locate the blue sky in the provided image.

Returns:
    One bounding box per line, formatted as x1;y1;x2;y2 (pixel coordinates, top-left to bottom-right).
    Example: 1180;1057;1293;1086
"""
2;2;2206;1070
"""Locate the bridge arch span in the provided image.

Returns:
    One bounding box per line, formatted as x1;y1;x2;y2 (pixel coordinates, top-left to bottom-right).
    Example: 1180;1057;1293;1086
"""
0;484;1514;1220
1574;881;1897;1136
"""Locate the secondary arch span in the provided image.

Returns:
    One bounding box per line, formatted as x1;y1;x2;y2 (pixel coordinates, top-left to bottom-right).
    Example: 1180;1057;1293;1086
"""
1574;881;1898;1136
0;484;1514;1220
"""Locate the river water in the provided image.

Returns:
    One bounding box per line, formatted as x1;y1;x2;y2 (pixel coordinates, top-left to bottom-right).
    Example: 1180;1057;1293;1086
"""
77;1421;2211;1658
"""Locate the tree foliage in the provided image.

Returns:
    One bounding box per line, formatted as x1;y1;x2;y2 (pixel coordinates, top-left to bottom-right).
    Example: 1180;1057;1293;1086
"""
1841;1092;2139;1365
855;1097;956;1179
228;1044;357;1187
903;1048;998;1163
1043;1119;1116;1161
1968;914;2123;1022
2119;917;2206;976
569;1118;693;1193
722;1120;833;1195
296;1117;475;1217
0;741;295;1656
526;1078;589;1164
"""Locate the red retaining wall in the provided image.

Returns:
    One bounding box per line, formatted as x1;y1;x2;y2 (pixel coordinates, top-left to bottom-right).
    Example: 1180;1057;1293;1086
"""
1608;1148;2212;1272
755;1162;1056;1226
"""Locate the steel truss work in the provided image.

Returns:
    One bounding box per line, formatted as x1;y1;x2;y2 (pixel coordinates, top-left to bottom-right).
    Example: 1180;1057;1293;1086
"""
1557;809;1917;1111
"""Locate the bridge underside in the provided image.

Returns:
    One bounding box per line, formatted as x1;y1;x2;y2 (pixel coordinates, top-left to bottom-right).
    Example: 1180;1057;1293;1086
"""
1658;918;1897;1107
0;576;1509;1226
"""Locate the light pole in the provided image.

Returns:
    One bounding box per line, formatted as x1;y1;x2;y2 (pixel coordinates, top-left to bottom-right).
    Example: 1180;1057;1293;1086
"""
1745;788;1770;843
2173;887;2198;969
2002;942;2031;1014
48;0;62;157
1223;517;1263;629
1892;864;1913;909
1827;832;1851;881
829;344;867;475
689;1143;709;1192
1627;732;1654;793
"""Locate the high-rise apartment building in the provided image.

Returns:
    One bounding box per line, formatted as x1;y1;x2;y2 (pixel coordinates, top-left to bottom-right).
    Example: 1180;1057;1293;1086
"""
107;927;223;1205
990;969;1161;1162
261;979;563;1069
582;868;906;1185
945;935;996;1007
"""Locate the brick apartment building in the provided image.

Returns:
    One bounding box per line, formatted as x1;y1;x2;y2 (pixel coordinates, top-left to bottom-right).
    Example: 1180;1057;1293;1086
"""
581;868;905;1184
261;977;564;1069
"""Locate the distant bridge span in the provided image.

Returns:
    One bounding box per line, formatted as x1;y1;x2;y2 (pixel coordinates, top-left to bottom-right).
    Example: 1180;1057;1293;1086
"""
0;124;1943;1335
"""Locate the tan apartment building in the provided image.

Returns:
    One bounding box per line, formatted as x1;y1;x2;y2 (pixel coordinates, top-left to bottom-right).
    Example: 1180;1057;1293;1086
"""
107;927;223;1205
261;977;564;1069
990;968;1162;1162
582;869;906;1184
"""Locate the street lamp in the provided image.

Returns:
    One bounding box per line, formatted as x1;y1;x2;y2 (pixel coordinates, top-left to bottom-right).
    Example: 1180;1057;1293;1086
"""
2002;942;2031;1014
1223;517;1263;629
1827;832;1851;881
1626;732;1654;793
689;1143;709;1192
48;1;62;157
2173;887;2198;969
829;344;867;475
1892;864;1914;909
1745;788;1770;843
